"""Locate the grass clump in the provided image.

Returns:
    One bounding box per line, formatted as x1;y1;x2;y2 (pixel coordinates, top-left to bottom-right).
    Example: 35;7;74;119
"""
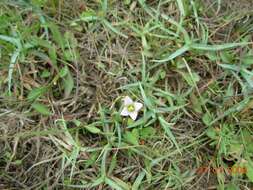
1;0;253;189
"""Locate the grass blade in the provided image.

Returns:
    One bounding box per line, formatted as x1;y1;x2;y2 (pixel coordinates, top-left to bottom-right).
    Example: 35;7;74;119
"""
102;19;128;39
158;116;182;154
191;42;251;51
152;45;189;63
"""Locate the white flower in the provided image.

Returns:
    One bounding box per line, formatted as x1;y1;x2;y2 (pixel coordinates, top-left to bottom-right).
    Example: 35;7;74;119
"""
120;96;143;120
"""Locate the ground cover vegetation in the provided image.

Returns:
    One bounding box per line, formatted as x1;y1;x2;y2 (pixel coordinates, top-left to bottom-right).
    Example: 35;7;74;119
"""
1;0;253;189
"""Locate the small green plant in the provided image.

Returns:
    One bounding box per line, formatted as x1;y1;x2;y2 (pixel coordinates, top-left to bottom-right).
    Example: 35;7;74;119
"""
206;124;253;187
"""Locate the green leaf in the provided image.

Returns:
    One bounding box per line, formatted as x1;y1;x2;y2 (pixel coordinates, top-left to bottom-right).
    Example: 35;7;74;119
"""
206;52;218;61
48;46;58;69
152;45;189;63
41;70;51;78
105;177;124;190
108;154;117;175
218;63;240;71
63;31;79;62
176;0;186;16
0;35;21;49
220;51;234;63
158;116;181;154
84;125;102;134
73;119;82;127
191;42;250;51
110;176;130;190
63;68;74;98
206;127;218;140
124;129;139;145
245;160;253;182
102;19;128;39
242;55;253;65
59;66;68;78
80;9;98;22
31;102;52;116
139;127;156;139
241;69;253;88
48;22;65;51
202;113;212;126
180;71;200;86
27;86;48;101
190;93;202;113
132;171;146;190
241;129;253;154
225;183;240;190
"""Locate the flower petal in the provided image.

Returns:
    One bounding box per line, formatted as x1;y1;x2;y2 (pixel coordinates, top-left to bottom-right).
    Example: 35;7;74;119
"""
129;111;138;120
134;102;143;111
123;96;133;105
120;107;129;116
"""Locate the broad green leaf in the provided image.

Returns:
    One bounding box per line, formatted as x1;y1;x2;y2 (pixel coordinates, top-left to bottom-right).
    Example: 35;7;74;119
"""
59;66;68;78
229;143;242;158
73;119;82;127
139;127;156;139
124;129;139;145
206;127;218;140
31;102;52;116
27;86;48;101
202;113;212;126
84;125;102;134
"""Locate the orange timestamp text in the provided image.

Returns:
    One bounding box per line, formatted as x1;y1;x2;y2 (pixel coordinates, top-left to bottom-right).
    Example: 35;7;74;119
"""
196;166;247;175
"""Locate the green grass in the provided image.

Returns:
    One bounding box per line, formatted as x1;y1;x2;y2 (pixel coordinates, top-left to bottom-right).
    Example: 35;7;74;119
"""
1;0;253;189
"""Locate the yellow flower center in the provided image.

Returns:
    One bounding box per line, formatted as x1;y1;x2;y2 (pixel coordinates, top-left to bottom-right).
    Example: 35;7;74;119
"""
127;104;135;112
